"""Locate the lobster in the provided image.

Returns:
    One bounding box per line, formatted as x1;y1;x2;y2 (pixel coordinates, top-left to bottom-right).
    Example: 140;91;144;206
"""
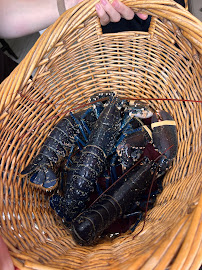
49;95;122;220
20;102;105;190
49;95;155;221
20;92;153;191
71;109;178;245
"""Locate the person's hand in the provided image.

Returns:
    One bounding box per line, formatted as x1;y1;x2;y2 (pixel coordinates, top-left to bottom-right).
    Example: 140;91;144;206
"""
0;236;15;270
95;0;148;26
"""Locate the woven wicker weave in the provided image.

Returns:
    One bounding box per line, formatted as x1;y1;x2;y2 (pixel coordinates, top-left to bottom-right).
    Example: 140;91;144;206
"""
0;0;201;269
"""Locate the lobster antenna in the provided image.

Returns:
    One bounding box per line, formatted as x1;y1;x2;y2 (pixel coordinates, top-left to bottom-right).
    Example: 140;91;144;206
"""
131;144;174;239
18;91;201;141
123;97;202;103
132;165;159;239
20;91;202;105
154;144;174;163
18;96;110;140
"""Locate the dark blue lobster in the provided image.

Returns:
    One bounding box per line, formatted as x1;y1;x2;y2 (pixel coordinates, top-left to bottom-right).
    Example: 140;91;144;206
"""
71;110;178;245
21;102;104;190
50;96;122;220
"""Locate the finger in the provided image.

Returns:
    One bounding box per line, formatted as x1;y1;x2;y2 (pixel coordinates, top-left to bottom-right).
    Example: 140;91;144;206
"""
136;12;148;20
96;3;110;26
0;237;14;270
99;0;121;23
112;0;134;20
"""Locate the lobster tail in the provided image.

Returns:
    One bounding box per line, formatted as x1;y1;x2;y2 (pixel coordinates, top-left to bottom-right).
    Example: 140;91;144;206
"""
30;166;58;190
21;154;50;175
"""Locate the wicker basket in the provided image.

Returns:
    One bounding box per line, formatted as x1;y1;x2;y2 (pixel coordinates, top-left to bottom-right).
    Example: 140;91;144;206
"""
0;0;202;269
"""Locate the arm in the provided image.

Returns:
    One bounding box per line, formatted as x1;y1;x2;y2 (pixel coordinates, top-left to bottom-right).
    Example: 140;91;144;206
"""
0;0;82;39
0;0;147;39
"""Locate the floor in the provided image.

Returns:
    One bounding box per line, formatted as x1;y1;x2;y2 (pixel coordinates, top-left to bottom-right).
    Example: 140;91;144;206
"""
1;32;40;64
188;0;202;21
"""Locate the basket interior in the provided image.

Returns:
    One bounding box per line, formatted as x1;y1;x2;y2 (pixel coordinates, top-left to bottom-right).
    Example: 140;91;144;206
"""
0;5;202;270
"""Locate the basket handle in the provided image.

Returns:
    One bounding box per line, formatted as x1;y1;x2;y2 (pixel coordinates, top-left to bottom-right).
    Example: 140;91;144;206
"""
76;0;202;48
0;0;201;116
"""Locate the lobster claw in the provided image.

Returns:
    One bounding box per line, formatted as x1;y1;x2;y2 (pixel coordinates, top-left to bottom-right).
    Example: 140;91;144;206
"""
151;110;178;160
